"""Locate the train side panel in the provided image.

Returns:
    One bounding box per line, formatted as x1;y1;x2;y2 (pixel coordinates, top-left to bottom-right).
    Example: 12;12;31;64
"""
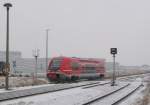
47;57;105;81
78;59;105;79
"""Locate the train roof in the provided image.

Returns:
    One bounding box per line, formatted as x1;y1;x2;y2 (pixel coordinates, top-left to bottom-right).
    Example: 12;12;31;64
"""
52;56;105;62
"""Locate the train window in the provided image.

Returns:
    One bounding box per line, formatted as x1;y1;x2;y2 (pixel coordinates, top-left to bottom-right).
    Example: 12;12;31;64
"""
97;67;104;70
71;62;79;70
84;64;96;73
49;59;62;71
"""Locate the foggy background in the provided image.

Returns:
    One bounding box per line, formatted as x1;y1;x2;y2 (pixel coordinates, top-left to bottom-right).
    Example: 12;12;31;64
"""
0;0;150;66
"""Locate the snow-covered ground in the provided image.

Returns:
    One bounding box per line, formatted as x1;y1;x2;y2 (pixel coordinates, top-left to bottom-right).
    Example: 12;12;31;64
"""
0;75;147;105
0;83;56;93
119;84;146;105
0;80;104;94
0;77;49;88
0;81;141;105
92;81;142;105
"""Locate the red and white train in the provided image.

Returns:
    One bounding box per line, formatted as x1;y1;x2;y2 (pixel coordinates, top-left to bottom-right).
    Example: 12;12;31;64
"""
47;56;105;81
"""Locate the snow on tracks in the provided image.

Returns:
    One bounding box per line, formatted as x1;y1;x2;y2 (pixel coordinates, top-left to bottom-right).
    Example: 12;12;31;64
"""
0;81;108;102
85;82;143;105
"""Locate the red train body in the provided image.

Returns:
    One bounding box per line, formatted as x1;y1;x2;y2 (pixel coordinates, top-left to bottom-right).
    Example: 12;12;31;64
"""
47;56;105;81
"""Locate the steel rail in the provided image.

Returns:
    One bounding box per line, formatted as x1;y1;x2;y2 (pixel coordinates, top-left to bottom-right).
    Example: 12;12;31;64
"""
111;83;144;105
82;83;130;105
0;81;102;102
82;82;110;89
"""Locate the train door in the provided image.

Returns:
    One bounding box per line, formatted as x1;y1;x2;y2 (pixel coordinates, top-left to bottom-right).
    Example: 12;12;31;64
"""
70;61;80;80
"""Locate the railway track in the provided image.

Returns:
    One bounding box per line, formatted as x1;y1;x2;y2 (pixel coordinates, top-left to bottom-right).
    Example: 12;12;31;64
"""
0;73;146;104
111;84;143;105
82;83;130;105
82;83;143;105
0;81;109;102
82;82;110;89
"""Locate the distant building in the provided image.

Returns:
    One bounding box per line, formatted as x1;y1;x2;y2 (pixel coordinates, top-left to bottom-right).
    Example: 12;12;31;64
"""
0;51;21;61
0;51;22;73
105;62;150;71
0;51;50;75
15;58;51;74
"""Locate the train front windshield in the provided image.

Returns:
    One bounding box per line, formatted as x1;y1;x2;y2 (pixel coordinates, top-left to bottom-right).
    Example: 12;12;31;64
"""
49;59;62;71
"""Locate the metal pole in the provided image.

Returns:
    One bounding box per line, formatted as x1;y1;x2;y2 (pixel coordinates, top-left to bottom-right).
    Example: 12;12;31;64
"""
46;29;49;75
35;56;38;80
111;54;116;86
4;3;12;90
33;49;39;84
6;6;9;90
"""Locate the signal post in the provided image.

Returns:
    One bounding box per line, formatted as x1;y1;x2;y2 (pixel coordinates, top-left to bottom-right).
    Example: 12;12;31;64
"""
110;48;117;86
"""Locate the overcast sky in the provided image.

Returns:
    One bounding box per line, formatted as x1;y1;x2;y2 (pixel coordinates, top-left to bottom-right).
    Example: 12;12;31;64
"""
0;0;150;66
